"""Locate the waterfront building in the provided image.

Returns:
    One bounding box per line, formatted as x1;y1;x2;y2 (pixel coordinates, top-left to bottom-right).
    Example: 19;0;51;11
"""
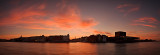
115;31;126;38
87;34;108;43
47;34;70;42
10;34;70;42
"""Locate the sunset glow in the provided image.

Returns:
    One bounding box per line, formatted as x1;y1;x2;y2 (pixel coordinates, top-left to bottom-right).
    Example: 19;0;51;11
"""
0;0;160;40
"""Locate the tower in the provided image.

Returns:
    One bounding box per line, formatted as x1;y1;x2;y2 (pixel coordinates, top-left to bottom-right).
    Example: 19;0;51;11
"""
67;34;69;37
115;31;126;37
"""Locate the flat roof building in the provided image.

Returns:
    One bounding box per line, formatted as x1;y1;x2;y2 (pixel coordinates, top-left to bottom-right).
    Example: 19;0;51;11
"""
115;31;126;37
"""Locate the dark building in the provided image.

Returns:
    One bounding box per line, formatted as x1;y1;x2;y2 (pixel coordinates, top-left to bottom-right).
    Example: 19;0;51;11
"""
114;31;140;43
87;34;108;43
10;34;70;42
115;31;126;37
9;31;154;43
80;37;88;42
71;31;142;43
71;38;81;42
0;39;8;42
22;35;46;42
47;34;70;42
10;35;46;42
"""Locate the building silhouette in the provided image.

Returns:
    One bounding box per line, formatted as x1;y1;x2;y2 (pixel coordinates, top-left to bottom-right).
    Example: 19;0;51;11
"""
7;31;156;43
71;31;146;43
115;31;126;38
10;34;70;42
10;35;46;42
87;34;108;43
47;34;70;42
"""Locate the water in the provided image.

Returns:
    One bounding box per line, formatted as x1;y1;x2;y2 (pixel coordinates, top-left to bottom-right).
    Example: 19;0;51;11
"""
0;42;160;55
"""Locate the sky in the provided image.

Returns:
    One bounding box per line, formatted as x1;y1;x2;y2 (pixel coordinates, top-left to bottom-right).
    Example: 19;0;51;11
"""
0;0;160;40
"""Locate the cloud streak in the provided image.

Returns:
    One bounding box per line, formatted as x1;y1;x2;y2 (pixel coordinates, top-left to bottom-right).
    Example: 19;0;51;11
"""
117;3;140;16
131;24;156;28
0;0;112;37
134;17;158;24
0;0;108;34
0;0;98;30
131;17;159;28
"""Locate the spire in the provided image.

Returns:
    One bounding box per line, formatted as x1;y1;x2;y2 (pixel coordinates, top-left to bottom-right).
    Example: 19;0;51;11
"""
67;34;69;37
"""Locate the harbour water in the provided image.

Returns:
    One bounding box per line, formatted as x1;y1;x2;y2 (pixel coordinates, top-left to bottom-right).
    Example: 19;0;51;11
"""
0;42;160;55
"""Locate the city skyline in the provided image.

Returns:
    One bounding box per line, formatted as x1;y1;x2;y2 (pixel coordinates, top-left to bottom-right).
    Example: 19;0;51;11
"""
0;0;160;40
0;31;154;43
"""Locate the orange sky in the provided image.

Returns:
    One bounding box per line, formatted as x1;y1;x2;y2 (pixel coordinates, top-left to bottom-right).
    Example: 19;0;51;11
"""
0;0;160;40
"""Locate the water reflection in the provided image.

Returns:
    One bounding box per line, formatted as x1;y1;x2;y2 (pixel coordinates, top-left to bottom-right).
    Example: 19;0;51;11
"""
114;43;127;55
0;42;160;55
43;43;69;55
95;43;115;55
69;42;98;55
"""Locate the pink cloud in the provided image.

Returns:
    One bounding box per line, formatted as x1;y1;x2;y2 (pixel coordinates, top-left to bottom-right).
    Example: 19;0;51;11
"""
93;30;113;36
50;0;98;30
0;2;46;25
117;4;140;16
21;25;54;30
80;18;98;28
131;17;159;28
38;3;46;10
131;24;156;28
0;0;112;37
134;17;158;24
0;0;99;32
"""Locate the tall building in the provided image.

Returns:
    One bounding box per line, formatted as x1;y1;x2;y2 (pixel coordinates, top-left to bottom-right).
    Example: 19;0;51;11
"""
115;31;126;37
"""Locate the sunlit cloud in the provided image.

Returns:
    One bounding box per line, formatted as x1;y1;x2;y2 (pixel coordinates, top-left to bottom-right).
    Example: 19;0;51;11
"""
0;1;47;26
80;18;98;28
93;30;113;37
117;3;140;16
131;24;156;28
38;3;46;10
0;0;159;40
131;17;159;28
22;25;54;30
134;17;158;24
0;0;101;34
50;0;98;30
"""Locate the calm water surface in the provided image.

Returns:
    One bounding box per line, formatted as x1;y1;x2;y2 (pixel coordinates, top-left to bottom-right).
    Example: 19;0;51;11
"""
0;42;160;55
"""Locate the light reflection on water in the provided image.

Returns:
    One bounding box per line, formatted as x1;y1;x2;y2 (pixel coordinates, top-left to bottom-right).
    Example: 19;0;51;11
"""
0;42;160;55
